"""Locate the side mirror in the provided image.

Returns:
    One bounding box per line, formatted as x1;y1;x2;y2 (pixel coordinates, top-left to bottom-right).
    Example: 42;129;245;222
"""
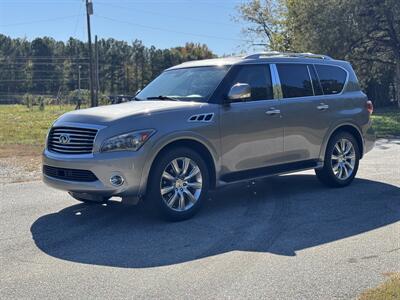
227;83;251;101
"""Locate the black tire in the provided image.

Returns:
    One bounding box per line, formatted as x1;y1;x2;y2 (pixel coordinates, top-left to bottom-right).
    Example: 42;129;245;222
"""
68;192;108;204
146;147;210;221
315;131;360;187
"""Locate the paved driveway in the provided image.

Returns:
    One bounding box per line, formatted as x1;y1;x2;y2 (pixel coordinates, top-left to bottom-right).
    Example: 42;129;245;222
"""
1;139;399;299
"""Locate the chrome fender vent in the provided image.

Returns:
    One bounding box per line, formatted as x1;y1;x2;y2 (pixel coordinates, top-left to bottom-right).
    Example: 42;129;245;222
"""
188;113;214;122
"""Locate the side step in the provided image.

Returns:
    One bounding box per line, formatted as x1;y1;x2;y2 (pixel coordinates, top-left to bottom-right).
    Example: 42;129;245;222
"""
220;159;322;183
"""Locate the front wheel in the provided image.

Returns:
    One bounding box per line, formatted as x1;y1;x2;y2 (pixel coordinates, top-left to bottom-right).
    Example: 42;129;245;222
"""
315;132;360;187
147;147;210;221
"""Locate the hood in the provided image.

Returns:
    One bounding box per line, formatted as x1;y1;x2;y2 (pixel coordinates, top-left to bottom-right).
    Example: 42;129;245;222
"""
55;101;204;125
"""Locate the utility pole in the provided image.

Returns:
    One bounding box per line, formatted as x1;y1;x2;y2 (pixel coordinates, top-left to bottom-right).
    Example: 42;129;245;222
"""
95;35;99;105
85;0;96;107
76;65;81;110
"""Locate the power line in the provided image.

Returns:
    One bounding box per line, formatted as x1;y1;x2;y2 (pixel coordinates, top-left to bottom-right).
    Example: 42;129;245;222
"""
0;56;88;63
0;15;82;27
0;62;91;65
0;79;89;82
72;0;85;37
95;14;250;43
95;1;234;27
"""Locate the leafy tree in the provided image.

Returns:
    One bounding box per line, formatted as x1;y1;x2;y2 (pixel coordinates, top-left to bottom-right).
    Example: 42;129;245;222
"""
235;0;289;51
236;0;400;107
285;0;400;107
0;34;215;104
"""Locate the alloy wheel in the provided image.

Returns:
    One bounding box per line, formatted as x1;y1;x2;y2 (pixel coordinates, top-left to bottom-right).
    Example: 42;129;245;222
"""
160;157;203;211
331;138;356;180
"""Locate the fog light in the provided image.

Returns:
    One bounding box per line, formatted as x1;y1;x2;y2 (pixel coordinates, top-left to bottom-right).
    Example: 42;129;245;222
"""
110;175;124;186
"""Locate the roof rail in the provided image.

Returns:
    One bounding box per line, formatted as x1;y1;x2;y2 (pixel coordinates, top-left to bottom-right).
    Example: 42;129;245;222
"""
244;52;333;60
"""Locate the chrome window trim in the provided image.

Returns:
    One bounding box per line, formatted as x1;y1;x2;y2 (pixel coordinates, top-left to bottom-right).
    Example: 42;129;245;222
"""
306;65;316;96
270;64;283;100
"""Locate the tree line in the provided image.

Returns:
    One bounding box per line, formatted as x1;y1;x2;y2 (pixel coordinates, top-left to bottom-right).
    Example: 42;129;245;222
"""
237;0;400;107
0;34;214;104
2;0;399;108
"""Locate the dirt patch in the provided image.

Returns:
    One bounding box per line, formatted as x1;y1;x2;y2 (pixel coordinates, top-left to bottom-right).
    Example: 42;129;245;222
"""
0;145;42;184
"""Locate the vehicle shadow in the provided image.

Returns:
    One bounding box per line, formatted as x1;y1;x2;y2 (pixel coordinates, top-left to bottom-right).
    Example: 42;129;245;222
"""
31;174;400;268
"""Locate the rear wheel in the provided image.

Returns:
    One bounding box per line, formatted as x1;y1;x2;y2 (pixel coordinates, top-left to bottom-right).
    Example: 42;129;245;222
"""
315;132;360;187
147;147;210;221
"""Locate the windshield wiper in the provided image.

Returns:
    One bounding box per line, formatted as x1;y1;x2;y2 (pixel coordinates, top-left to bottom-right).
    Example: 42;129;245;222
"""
146;95;180;101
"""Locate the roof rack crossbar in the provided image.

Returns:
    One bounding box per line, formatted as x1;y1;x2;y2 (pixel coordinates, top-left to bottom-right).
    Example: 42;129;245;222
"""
244;52;333;60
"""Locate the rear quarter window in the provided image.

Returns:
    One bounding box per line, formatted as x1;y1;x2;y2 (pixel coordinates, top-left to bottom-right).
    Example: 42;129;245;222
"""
276;64;314;98
315;65;347;95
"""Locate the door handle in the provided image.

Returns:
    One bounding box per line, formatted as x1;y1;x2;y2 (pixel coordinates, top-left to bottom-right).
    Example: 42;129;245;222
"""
266;108;281;115
317;103;329;111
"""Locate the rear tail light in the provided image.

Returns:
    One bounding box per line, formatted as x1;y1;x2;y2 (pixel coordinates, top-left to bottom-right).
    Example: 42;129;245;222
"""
366;100;373;114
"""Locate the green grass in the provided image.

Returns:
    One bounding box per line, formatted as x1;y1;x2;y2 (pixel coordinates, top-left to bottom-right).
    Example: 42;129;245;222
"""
0;104;75;146
0;104;398;148
372;107;400;138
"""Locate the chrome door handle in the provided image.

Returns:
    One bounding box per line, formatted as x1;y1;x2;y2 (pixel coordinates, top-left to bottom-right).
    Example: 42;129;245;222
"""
266;108;281;115
317;103;329;111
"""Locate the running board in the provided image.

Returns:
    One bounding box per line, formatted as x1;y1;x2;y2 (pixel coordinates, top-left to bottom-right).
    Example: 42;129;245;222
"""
220;159;322;183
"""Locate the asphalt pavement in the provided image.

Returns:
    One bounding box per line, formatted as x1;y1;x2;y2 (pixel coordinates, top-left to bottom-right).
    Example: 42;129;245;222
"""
1;139;399;299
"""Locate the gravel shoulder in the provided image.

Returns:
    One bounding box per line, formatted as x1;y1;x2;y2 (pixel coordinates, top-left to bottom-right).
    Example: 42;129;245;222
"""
0;145;42;184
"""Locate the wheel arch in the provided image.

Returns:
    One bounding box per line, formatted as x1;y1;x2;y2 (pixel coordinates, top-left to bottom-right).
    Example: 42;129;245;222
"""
321;123;364;161
139;135;218;197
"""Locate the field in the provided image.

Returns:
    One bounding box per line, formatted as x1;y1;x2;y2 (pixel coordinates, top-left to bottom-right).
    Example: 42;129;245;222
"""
0;105;76;147
372;108;400;138
1;104;399;149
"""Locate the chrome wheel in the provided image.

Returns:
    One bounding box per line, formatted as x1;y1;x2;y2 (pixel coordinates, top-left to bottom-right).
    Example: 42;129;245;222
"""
160;157;203;212
331;138;356;180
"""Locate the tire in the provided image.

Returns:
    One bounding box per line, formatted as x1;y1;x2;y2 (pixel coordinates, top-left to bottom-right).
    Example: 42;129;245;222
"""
146;147;210;221
68;192;108;204
315;131;360;187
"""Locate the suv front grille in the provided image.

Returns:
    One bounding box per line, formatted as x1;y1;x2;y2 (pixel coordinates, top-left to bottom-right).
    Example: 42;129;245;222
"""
47;126;98;154
43;165;98;182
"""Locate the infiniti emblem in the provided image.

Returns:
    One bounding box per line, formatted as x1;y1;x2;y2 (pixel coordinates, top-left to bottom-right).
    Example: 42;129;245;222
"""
59;134;70;144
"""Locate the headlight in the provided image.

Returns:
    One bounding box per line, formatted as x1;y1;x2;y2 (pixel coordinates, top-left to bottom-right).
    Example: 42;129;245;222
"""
100;129;155;153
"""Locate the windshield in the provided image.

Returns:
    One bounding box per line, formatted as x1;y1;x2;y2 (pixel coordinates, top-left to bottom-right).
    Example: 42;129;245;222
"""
136;66;230;102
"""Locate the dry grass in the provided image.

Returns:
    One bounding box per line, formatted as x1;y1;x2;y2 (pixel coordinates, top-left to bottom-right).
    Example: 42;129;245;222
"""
358;273;400;300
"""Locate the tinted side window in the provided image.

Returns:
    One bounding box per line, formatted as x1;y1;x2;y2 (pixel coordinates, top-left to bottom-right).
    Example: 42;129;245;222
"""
309;65;323;96
229;64;273;101
315;65;347;95
277;64;313;98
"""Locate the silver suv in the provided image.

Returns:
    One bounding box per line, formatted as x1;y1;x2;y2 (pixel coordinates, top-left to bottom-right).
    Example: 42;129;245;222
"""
43;52;375;220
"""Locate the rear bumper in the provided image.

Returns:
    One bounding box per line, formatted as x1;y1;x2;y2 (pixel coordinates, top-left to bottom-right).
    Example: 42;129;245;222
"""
363;125;376;156
42;149;147;198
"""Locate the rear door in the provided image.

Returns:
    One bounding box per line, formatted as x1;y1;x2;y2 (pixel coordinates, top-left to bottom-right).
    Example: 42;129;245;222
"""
275;63;328;162
219;64;284;178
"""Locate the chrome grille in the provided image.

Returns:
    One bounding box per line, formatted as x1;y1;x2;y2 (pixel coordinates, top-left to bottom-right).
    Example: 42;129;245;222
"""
47;127;98;154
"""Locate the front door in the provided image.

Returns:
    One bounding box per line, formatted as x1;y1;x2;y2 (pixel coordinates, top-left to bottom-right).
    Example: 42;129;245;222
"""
219;64;284;178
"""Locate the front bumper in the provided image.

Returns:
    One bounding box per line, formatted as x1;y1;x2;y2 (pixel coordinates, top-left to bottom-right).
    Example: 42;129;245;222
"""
42;149;147;198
